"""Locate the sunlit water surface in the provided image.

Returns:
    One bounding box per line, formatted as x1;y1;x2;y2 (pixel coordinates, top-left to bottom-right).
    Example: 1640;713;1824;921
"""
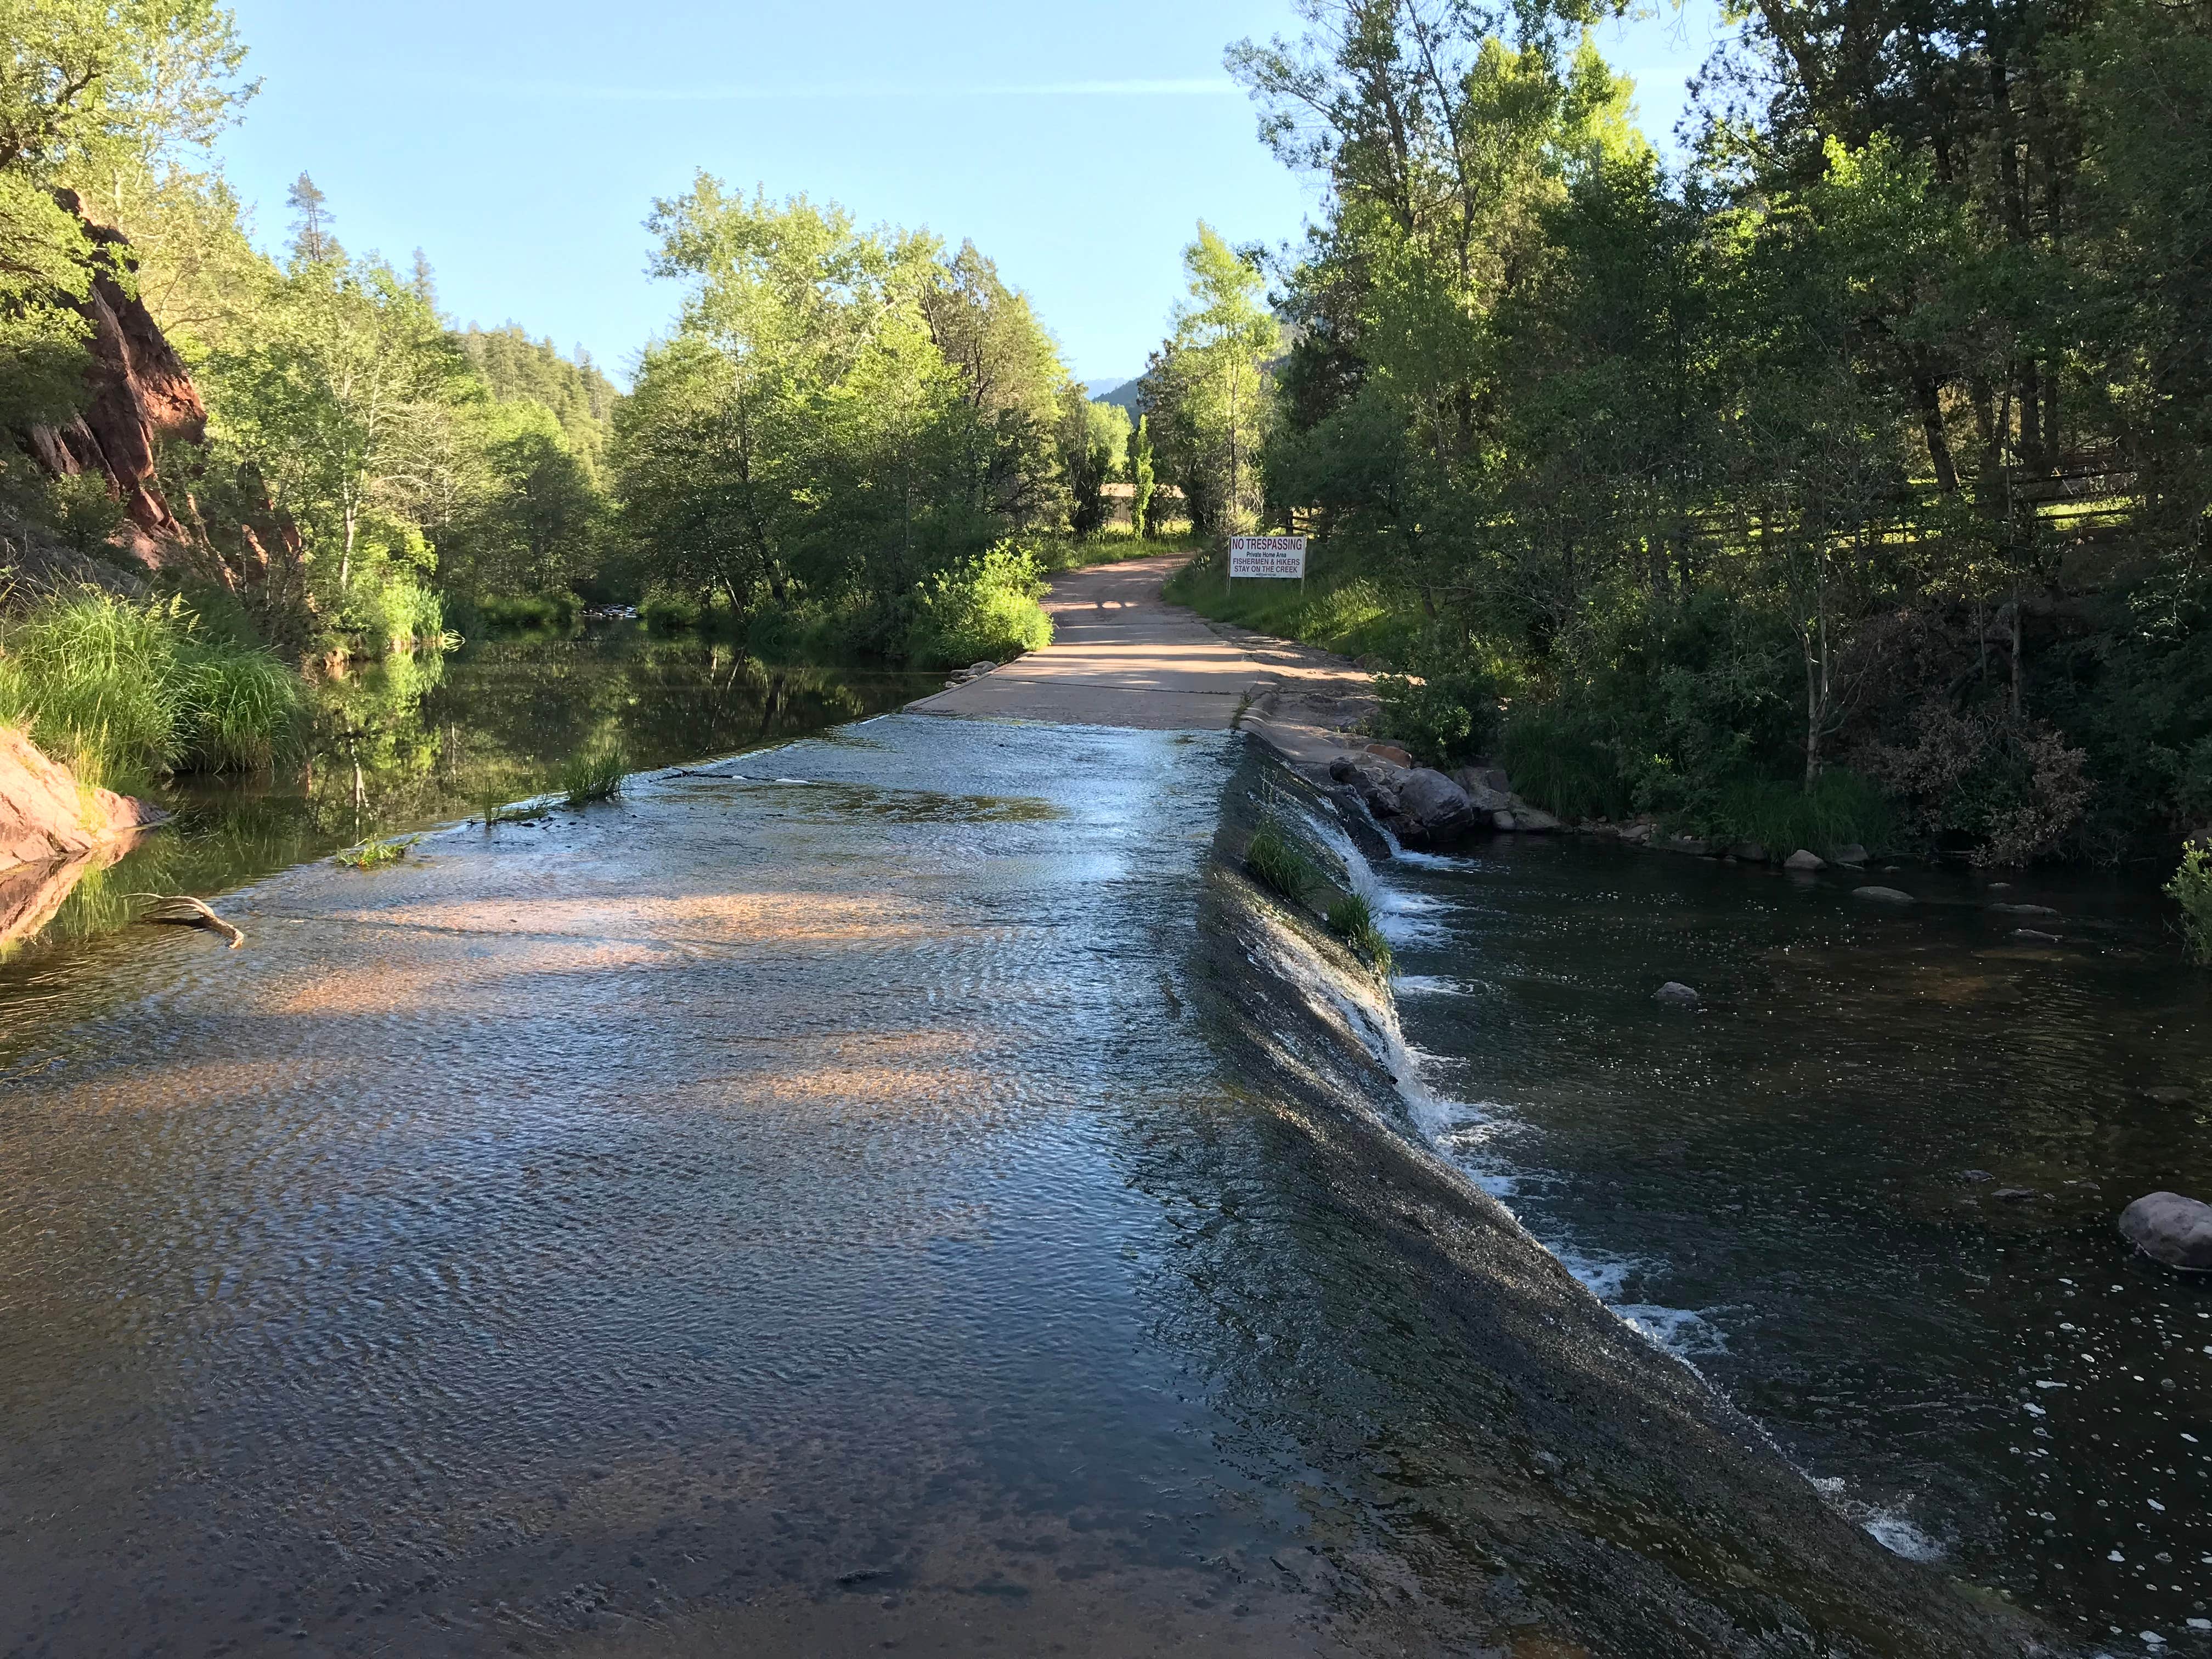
1363;833;2212;1649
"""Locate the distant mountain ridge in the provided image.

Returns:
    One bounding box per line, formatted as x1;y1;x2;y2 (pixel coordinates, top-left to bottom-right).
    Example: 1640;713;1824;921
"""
1086;377;1143;414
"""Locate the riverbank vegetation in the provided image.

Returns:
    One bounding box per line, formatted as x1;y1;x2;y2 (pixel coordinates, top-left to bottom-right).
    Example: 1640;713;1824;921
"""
0;588;300;788
1149;0;2212;873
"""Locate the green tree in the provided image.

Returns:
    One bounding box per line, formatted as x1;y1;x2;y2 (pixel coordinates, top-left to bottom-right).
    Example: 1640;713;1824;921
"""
1128;413;1156;538
1141;224;1278;534
206;249;475;600
0;0;251;430
1057;387;1128;537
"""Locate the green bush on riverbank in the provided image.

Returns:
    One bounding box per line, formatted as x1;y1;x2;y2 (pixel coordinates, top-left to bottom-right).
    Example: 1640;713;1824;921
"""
0;589;303;787
902;542;1053;669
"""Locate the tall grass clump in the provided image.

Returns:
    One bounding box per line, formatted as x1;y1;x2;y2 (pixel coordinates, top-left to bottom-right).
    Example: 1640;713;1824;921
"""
2170;846;2212;964
561;744;627;806
1245;820;1318;906
1325;892;1394;975
1499;706;1633;821
1697;770;1892;856
0;589;301;786
905;541;1052;669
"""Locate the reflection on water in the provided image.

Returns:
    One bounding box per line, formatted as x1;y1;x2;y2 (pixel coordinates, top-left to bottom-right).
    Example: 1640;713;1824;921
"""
0;626;934;968
1373;835;2212;1646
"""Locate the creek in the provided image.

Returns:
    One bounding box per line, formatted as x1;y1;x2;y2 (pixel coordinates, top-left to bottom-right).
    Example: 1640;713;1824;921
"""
1345;826;2212;1649
0;624;933;1005
2;631;2205;1654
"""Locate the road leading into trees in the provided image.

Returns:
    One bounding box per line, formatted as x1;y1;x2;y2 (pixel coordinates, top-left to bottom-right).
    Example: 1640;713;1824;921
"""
905;555;1372;764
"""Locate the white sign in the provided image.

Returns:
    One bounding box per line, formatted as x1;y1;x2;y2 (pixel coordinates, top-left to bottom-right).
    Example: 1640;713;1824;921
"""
1228;535;1307;579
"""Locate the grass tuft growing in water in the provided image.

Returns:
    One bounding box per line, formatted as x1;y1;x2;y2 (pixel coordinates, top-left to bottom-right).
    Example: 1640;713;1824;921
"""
334;834;420;870
478;789;539;827
561;745;627;806
1325;892;1395;975
1245;820;1318;907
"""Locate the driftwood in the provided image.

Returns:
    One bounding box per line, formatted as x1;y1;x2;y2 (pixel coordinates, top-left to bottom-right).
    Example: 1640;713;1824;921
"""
128;893;245;949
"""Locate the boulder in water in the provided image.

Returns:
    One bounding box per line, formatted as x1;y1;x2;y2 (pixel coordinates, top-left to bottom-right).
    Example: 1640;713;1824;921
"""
2118;1192;2212;1272
1989;902;2058;916
1784;849;1824;871
1852;885;1916;905
1393;768;1477;844
1654;981;1700;1006
1831;843;1870;865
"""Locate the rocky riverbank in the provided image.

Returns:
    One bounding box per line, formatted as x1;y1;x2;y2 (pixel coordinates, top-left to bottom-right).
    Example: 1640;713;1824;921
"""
0;727;166;950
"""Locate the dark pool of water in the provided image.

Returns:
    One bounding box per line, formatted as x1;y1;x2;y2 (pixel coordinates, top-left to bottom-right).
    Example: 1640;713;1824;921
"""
1362;833;2212;1650
0;625;933;977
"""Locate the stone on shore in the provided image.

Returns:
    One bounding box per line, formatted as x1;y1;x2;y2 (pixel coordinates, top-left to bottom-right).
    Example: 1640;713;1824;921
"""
2;726;166;874
1365;742;1414;767
1853;885;1916;904
1785;849;1825;871
2118;1192;2212;1272
1655;981;1700;1006
1448;767;1514;814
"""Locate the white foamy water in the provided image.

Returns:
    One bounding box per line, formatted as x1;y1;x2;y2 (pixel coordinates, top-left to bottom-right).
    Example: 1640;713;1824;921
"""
1393;974;1470;996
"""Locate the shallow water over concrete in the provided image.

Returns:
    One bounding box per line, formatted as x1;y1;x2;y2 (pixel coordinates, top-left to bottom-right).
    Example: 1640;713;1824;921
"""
3;719;1318;1654
1370;836;2212;1651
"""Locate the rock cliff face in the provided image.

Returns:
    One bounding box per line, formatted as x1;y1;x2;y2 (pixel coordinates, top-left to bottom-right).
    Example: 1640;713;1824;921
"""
22;191;207;568
0;726;166;875
17;191;302;598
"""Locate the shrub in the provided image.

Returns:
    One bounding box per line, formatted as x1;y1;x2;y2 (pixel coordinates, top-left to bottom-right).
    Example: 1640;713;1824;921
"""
475;591;574;630
1372;633;1504;769
1245;821;1318;905
2170;847;2212;965
1860;704;2092;865
905;541;1053;668
640;585;703;632
561;744;627;805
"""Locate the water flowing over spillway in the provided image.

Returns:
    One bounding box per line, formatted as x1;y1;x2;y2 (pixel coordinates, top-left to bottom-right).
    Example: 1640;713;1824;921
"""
1329;820;2212;1649
0;716;2070;1656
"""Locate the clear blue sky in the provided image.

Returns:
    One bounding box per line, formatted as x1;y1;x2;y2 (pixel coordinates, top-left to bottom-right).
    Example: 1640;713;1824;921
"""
213;0;1732;388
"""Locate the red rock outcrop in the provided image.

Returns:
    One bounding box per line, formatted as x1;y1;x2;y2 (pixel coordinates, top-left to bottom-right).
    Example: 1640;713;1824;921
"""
18;191;304;599
22;190;208;570
0;725;167;875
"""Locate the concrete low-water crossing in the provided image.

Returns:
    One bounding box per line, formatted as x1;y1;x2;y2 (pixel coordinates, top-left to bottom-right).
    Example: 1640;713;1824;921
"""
0;558;2127;1657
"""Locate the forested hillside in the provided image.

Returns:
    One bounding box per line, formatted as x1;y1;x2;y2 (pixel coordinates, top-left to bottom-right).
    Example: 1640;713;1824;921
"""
1148;0;2212;867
